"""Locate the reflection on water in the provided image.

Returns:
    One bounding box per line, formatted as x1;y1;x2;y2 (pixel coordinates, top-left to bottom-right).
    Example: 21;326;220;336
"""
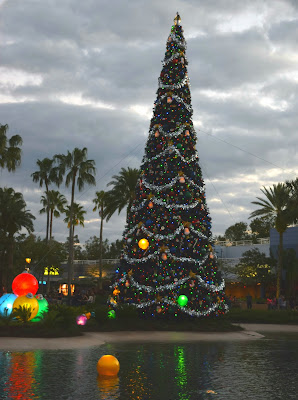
3;352;38;399
0;336;298;400
97;376;120;400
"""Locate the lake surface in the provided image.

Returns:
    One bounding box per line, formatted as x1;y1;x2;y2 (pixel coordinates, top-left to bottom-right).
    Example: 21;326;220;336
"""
0;333;297;400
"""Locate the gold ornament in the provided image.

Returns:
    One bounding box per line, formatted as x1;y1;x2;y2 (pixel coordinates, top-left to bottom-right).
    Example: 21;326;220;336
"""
138;238;149;250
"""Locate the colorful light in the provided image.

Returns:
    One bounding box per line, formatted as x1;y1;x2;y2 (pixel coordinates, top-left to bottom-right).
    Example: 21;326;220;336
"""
32;295;49;321
0;293;17;317
138;238;149;250
177;295;188;307
12;271;38;297
13;293;39;320
108;310;116;319
76;314;87;326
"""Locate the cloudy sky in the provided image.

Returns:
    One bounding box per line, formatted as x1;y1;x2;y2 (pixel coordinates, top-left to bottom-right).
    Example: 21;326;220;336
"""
0;0;297;247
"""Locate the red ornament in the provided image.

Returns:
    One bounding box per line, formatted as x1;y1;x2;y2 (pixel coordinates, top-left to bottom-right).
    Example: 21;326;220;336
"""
12;272;38;296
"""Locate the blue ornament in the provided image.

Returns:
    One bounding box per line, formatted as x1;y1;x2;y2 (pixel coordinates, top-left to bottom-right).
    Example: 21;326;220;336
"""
170;247;176;253
145;219;152;227
0;293;17;317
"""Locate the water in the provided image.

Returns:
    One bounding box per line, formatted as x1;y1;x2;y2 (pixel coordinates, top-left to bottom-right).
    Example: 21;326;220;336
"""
0;334;297;400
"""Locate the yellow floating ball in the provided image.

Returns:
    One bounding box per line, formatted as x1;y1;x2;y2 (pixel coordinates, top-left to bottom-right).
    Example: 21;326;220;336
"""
138;238;149;250
13;293;39;320
97;355;120;377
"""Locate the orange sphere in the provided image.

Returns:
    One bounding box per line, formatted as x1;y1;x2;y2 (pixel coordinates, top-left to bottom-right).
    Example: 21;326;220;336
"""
97;355;120;376
138;238;149;250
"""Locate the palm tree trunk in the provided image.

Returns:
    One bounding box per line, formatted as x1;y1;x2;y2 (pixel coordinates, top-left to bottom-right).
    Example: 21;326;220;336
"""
67;175;76;304
99;203;104;290
276;231;284;302
50;209;53;240
45;183;49;243
46;266;51;294
7;234;14;289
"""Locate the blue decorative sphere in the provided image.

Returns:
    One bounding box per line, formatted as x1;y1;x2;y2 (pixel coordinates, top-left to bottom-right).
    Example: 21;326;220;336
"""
0;293;17;317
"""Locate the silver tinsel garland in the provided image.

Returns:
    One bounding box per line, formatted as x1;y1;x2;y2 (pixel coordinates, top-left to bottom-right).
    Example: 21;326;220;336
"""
125;223;208;240
142;144;198;163
159;75;189;89
141;175;204;191
155;94;193;113
149;124;196;139
130;198;201;212
168;32;186;48
123;252;209;265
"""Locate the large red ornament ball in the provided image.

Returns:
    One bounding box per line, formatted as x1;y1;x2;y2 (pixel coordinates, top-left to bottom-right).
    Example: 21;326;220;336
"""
12;272;38;297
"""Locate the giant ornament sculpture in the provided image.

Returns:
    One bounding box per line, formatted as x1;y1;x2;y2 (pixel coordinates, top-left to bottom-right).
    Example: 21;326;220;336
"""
0;293;17;317
13;293;39;320
12;271;38;297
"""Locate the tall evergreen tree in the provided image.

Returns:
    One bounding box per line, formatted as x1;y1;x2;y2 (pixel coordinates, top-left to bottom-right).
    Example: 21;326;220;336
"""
110;14;228;318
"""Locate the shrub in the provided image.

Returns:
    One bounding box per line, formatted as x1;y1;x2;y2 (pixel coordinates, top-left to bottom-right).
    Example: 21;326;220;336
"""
13;306;32;324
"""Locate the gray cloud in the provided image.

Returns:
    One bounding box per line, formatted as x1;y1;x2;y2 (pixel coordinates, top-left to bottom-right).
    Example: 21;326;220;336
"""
0;0;297;244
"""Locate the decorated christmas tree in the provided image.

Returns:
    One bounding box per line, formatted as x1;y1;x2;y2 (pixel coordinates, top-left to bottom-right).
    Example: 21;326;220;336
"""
110;13;228;318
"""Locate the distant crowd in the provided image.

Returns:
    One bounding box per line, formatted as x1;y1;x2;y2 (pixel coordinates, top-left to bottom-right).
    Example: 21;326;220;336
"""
44;288;97;306
227;294;298;311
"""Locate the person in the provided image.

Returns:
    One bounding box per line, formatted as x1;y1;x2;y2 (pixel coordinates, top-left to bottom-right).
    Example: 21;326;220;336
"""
267;297;272;310
72;289;83;306
87;290;95;303
246;293;252;309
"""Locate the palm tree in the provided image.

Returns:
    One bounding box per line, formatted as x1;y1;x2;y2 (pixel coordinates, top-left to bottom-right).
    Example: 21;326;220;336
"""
55;147;96;301
286;178;298;224
0;124;23;172
93;190;109;290
0;188;35;289
32;158;61;242
249;183;292;299
64;203;86;236
105;167;140;220
40;190;67;240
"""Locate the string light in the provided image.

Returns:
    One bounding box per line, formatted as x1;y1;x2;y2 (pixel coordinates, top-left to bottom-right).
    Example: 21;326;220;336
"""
109;15;228;319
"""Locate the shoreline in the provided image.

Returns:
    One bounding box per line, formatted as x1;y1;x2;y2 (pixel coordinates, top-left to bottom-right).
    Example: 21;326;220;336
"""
0;323;298;351
0;324;297;351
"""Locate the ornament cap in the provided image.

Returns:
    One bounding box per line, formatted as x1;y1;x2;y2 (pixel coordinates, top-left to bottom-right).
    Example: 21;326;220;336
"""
26;293;34;299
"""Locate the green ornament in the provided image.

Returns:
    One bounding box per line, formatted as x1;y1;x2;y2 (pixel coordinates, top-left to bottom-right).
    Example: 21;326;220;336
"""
32;295;49;321
185;191;192;199
176;143;182;149
108;309;116;319
177;295;188;307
